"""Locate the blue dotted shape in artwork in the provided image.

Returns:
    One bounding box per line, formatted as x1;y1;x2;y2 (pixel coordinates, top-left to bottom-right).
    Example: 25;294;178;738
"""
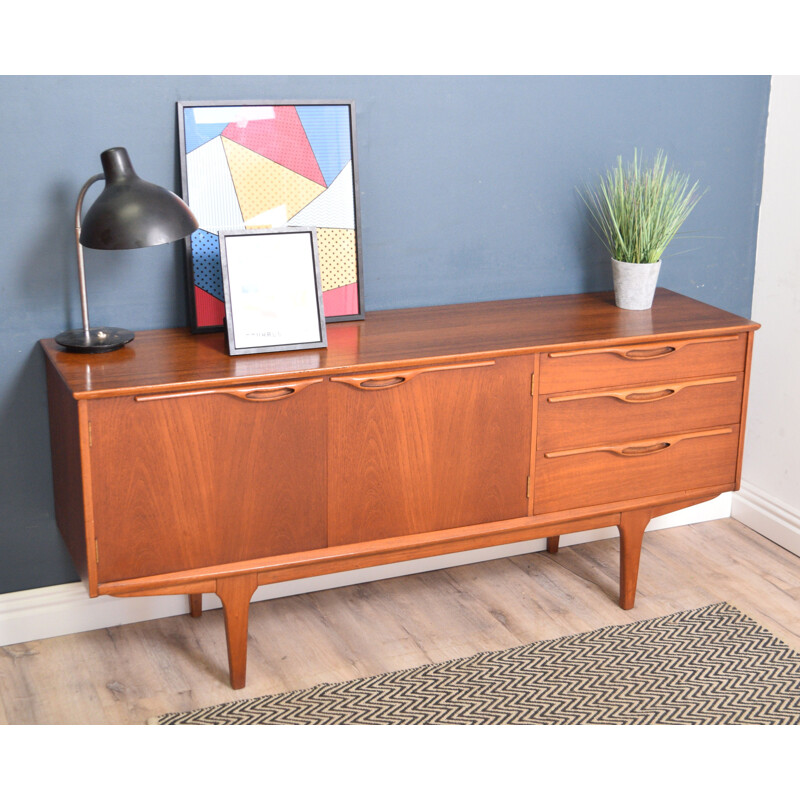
297;105;353;187
191;229;223;300
183;107;230;154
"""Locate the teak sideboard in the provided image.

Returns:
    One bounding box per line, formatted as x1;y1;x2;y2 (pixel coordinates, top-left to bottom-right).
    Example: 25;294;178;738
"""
42;289;759;689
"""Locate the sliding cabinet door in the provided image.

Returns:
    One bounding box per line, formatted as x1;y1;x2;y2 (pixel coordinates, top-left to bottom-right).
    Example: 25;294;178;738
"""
328;356;535;546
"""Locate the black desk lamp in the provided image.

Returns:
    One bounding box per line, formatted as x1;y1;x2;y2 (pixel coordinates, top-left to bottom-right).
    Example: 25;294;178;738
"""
55;147;198;353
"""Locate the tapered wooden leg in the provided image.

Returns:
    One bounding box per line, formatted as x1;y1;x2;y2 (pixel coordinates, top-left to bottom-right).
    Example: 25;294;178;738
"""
216;574;258;690
189;593;203;617
617;509;651;610
546;536;560;554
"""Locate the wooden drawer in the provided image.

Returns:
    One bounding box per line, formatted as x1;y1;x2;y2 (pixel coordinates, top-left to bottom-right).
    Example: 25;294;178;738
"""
534;425;739;514
539;333;747;394
537;373;744;450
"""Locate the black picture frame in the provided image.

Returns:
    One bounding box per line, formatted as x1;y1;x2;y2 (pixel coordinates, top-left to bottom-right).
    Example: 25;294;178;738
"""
177;100;364;333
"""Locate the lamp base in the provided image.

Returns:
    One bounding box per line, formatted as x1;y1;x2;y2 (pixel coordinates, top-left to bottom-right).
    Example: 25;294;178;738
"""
55;327;135;353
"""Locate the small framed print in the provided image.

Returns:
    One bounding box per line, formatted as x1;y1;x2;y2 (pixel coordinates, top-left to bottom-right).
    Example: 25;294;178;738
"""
219;228;327;356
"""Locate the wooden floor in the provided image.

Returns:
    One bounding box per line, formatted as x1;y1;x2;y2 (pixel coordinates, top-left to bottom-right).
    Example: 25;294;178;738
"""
2;517;800;724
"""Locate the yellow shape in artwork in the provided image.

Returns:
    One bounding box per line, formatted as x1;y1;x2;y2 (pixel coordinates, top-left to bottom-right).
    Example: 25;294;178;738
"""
317;228;357;292
222;138;325;224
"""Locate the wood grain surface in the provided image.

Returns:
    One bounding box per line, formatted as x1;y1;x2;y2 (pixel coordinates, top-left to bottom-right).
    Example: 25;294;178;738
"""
538;332;746;393
88;380;327;582
534;426;740;514
39;289;760;690
328;356;534;545
40;289;758;400
537;373;744;450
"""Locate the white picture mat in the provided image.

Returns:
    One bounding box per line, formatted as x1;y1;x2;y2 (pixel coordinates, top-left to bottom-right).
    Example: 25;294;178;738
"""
223;232;323;351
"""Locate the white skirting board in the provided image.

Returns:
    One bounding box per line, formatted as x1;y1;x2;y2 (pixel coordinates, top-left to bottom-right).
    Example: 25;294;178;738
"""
732;480;800;558
0;494;732;647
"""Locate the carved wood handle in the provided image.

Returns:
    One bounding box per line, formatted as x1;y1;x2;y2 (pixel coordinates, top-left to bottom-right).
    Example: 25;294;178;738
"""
623;345;676;359
622;389;675;402
546;375;738;405
619;441;671;456
547;334;740;361
135;378;324;403
330;360;495;390
544;427;733;459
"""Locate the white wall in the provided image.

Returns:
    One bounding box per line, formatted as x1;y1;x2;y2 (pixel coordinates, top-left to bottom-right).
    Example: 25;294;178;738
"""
733;76;800;552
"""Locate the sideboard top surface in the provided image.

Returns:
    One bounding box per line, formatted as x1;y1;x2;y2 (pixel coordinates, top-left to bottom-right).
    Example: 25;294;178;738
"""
41;289;759;399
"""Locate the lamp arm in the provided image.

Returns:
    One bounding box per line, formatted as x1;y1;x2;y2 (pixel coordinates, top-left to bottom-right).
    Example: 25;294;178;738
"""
74;173;105;334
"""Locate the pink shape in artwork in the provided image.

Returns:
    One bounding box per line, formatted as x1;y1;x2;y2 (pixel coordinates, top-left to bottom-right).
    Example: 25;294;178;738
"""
195;285;225;328
322;282;358;318
221;106;326;186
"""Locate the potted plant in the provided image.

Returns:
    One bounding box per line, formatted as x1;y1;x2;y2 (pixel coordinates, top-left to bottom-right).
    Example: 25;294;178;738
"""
579;149;705;310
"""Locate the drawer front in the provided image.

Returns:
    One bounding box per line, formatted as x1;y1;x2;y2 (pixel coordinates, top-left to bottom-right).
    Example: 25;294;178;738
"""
539;333;747;394
534;426;740;515
537;373;744;450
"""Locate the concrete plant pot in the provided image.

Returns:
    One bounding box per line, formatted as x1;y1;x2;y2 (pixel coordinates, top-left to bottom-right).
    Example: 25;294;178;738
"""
611;258;661;310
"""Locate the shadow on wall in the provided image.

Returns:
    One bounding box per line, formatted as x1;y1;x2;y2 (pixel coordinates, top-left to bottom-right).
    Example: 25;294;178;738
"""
0;345;80;592
0;180;83;593
576;200;611;294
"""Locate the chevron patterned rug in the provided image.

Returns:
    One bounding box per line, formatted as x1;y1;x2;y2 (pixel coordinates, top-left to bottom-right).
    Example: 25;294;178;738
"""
150;602;800;724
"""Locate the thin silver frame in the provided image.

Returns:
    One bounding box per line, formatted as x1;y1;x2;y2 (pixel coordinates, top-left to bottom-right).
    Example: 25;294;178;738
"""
218;227;328;356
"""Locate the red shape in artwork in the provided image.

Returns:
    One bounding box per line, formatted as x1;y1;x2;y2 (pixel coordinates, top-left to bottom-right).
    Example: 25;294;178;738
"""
195;285;225;328
322;282;358;318
221;107;326;186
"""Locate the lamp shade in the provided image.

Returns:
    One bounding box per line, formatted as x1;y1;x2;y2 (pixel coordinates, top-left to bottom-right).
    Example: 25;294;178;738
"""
80;147;198;250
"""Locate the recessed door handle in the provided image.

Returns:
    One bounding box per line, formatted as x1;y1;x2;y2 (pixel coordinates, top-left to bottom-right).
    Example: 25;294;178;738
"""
547;335;740;361
135;378;323;403
546;375;738;405
331;360;495;390
544;427;733;459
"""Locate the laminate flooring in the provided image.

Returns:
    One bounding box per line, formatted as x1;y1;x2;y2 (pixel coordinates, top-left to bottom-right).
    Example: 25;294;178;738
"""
2;517;800;725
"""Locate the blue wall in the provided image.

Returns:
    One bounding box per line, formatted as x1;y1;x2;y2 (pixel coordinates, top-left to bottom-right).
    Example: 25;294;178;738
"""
0;75;770;594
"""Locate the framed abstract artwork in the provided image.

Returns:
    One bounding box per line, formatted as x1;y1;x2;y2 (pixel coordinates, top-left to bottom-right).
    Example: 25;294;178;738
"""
219;228;327;356
177;100;364;332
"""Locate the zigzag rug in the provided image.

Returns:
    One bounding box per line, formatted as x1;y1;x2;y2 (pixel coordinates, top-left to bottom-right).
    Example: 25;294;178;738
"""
150;602;800;724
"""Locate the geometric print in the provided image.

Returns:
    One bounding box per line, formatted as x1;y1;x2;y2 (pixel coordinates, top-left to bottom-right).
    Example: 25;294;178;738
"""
150;603;800;724
185;136;245;233
190;229;223;300
317;229;357;292
221;105;326;186
295;105;353;187
221;138;325;224
289;161;356;229
179;102;362;330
